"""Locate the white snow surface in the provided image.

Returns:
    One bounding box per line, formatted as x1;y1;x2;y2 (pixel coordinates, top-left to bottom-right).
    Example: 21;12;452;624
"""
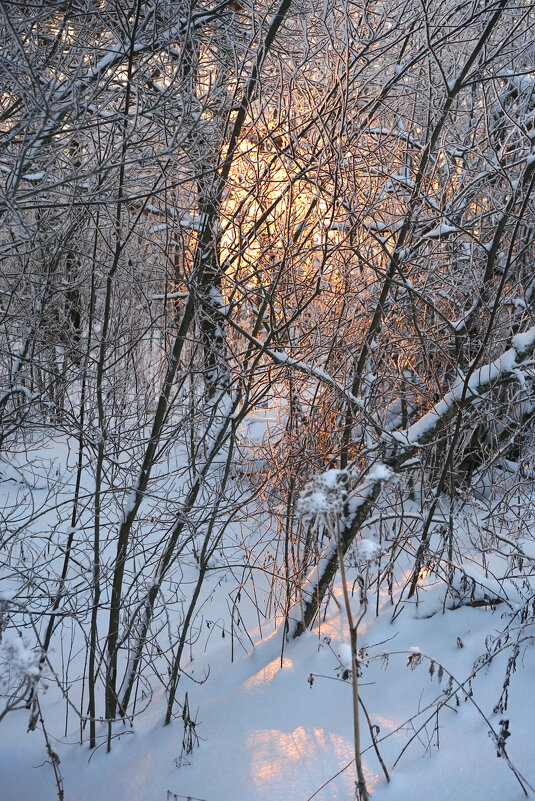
2;586;533;801
1;436;535;801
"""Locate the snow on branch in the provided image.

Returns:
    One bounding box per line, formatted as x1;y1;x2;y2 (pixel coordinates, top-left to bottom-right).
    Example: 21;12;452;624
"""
291;325;535;638
388;326;535;450
269;350;364;408
221;311;366;409
1;1;241;177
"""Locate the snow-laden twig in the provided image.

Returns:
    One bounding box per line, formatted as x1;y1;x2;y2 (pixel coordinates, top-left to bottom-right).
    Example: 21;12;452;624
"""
292;325;535;636
387;326;535;449
0;0;241;193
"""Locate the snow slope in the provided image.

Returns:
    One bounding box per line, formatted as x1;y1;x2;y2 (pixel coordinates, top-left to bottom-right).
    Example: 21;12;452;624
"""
2;573;534;801
1;432;535;801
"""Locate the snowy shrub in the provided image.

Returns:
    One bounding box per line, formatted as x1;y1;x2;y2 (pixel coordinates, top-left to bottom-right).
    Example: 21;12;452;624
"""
0;632;41;691
0;630;42;724
297;468;349;536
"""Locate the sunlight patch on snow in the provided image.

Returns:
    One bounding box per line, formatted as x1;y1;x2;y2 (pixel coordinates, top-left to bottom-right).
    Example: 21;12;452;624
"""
244;656;293;689
418;564;433;580
372;713;399;734
248;726;352;789
320;589;375;639
318;613;348;641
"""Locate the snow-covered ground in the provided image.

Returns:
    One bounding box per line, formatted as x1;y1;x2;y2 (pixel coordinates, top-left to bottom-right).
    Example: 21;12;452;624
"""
3;593;534;801
1;433;535;801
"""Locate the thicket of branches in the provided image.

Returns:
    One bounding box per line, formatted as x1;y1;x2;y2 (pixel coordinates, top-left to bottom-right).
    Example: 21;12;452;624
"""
1;0;535;771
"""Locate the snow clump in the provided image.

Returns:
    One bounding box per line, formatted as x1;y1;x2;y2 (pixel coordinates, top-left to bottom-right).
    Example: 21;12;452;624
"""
0;633;42;691
357;538;381;563
297;469;349;535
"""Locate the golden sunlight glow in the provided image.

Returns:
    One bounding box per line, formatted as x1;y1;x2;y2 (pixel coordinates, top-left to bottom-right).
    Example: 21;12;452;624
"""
248;726;354;788
244;656;293;689
418;564;433;580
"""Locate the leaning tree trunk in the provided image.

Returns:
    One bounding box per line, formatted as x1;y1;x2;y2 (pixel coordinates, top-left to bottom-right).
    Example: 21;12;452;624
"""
292;324;535;637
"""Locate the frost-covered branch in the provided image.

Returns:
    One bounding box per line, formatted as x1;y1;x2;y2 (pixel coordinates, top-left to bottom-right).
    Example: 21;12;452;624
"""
291;325;535;636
